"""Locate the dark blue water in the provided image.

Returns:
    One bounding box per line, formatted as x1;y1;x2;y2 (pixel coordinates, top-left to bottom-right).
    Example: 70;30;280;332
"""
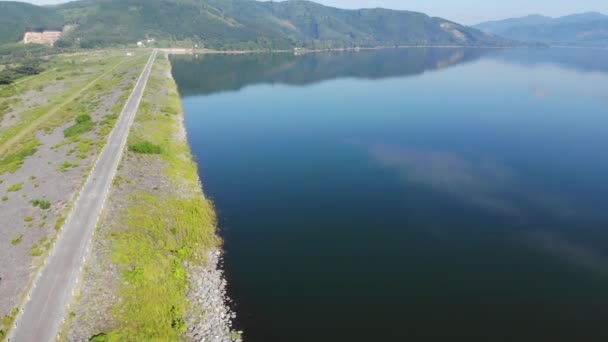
172;48;608;342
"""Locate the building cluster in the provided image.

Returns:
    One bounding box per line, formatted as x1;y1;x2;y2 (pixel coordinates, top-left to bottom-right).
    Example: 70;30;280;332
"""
137;38;156;47
22;30;63;46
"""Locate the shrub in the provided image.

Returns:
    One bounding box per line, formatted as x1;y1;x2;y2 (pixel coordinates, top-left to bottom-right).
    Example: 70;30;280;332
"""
1;195;7;201
10;234;23;246
76;114;92;124
55;216;66;231
58;161;78;172
64;115;95;138
24;216;34;222
7;182;23;192
31;198;51;210
128;141;162;154
29;244;43;256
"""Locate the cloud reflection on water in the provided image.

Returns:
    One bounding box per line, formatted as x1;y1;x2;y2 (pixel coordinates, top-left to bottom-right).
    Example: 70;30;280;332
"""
368;143;608;273
369;144;520;216
526;231;608;274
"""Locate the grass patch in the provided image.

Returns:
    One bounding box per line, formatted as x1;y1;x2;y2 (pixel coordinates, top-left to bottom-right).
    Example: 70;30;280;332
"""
128;141;162;154
0;86;16;98
31;198;51;210
24;216;34;222
75;138;95;159
98;114;119;137
10;234;23;246
0;138;41;175
64;114;95;138
55;216;66;231
61;137;96;159
0;308;19;340
76;114;92;124
58;161;79;172
109;193;218;341
29;243;43;257
7;182;23;192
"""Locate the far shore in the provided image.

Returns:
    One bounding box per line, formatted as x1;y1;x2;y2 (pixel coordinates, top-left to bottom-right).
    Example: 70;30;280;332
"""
158;44;538;56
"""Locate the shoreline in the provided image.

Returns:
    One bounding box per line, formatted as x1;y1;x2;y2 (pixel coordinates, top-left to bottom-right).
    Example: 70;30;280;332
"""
158;44;539;56
65;52;239;341
166;55;240;342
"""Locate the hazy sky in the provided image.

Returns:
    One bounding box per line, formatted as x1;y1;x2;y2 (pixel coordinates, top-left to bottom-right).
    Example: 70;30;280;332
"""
25;0;608;25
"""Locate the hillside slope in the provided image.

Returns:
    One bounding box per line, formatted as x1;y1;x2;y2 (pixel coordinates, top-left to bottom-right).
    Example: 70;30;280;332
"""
475;12;608;46
0;1;64;44
1;0;510;48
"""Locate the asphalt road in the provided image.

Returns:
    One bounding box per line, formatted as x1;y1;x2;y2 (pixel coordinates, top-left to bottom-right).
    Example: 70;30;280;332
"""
8;50;157;342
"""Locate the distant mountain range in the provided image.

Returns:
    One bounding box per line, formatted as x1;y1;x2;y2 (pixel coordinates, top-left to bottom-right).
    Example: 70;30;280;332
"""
475;12;608;47
0;0;511;49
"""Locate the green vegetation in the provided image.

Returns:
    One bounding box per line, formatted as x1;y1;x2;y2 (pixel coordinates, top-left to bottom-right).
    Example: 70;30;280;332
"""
55;216;66;231
128;141;162;154
98;113;119;137
0;2;63;45
0;139;41;175
0;53;134;163
1;0;508;50
63;114;95;138
110;193;217;340
72;137;95;159
31;198;51;210
58;161;79;172
10;234;23;246
24;216;34;222
0;59;44;85
0;86;16;98
7;182;23;192
29;243;43;256
91;57;219;340
0;43;55;66
0;308;19;340
2;195;7;201
0;100;10;114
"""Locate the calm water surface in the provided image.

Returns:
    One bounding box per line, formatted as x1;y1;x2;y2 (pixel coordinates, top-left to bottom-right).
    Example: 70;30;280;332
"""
172;48;608;342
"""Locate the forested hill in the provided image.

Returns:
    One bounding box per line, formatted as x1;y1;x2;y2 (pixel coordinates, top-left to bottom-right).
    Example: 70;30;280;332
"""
1;0;511;49
0;2;64;44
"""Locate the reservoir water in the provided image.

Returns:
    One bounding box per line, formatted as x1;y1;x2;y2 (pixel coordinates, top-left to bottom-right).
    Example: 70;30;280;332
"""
172;48;608;342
